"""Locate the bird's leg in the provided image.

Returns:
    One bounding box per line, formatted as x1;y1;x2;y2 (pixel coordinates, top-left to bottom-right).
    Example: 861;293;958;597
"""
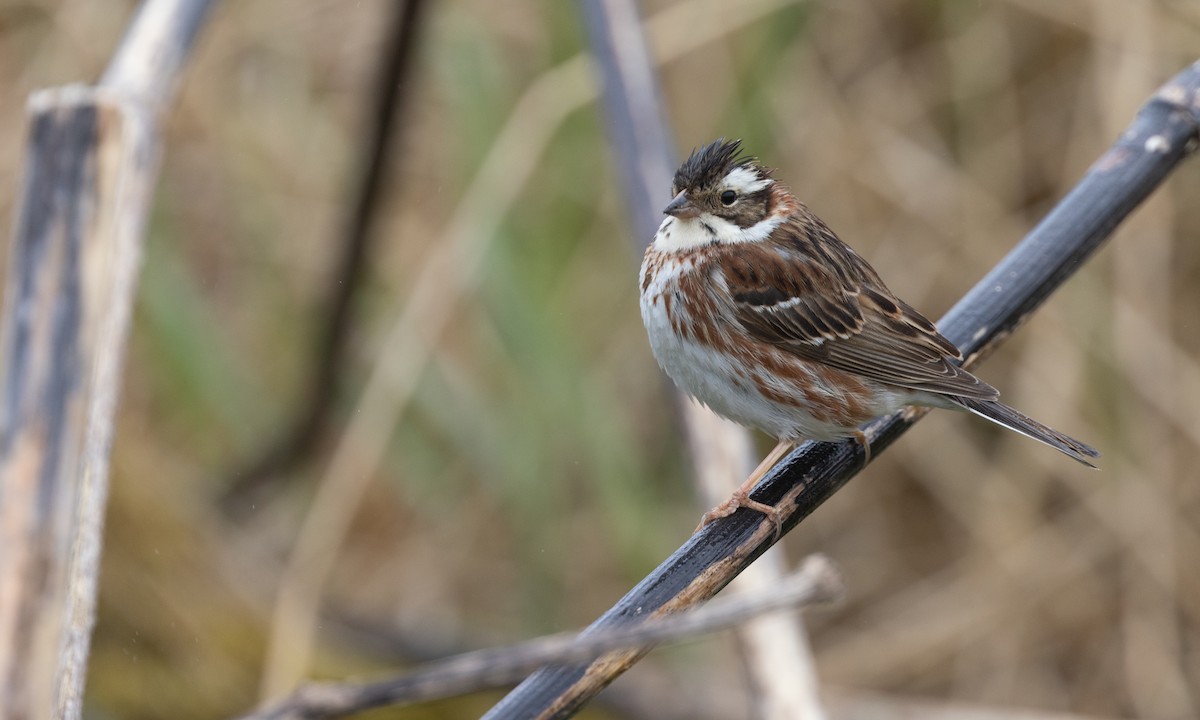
854;429;871;465
697;440;796;538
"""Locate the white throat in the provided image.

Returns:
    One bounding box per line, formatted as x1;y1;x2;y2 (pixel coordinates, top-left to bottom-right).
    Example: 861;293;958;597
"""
652;213;783;252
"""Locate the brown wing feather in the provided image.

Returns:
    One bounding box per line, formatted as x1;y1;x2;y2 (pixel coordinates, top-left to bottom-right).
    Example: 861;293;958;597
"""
721;217;998;401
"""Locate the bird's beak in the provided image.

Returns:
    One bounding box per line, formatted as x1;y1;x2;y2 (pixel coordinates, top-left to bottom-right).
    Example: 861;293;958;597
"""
663;190;699;219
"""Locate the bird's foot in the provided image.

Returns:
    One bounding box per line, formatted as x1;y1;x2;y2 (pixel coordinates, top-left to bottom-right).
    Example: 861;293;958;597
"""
696;491;784;541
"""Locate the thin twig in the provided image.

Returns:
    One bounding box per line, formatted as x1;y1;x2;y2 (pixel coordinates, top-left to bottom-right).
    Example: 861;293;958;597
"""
238;556;842;720
482;60;1200;719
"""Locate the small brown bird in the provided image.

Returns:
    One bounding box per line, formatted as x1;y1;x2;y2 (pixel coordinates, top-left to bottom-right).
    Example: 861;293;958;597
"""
639;139;1098;528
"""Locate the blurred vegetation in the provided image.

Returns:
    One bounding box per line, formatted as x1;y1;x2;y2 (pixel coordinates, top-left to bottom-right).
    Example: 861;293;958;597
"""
2;0;1199;718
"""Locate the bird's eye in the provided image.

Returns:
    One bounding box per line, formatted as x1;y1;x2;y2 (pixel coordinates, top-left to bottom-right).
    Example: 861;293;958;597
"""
720;190;737;206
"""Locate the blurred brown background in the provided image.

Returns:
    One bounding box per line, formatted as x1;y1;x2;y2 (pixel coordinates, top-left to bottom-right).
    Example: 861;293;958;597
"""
2;0;1199;718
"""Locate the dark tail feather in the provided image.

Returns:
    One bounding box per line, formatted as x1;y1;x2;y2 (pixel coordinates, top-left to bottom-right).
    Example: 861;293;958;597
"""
950;397;1100;468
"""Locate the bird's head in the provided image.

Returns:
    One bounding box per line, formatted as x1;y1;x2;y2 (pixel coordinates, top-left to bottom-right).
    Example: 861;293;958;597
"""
656;139;786;249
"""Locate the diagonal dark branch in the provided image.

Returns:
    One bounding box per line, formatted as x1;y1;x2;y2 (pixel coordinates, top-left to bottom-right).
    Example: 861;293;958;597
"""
480;4;1200;715
219;0;428;514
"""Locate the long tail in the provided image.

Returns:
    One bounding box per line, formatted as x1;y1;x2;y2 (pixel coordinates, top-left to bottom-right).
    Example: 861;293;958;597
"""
950;397;1100;468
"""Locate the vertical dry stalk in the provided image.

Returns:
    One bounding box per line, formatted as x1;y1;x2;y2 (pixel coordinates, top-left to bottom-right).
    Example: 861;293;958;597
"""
579;0;827;717
0;2;212;718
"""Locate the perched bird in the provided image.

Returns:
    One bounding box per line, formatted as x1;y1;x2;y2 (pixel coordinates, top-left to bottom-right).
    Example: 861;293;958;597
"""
639;139;1098;529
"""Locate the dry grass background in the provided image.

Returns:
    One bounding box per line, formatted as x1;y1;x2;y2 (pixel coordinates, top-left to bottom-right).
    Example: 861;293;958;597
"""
2;0;1199;718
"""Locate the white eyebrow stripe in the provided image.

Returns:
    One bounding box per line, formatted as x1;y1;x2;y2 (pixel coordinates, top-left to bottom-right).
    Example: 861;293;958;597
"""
723;166;771;194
